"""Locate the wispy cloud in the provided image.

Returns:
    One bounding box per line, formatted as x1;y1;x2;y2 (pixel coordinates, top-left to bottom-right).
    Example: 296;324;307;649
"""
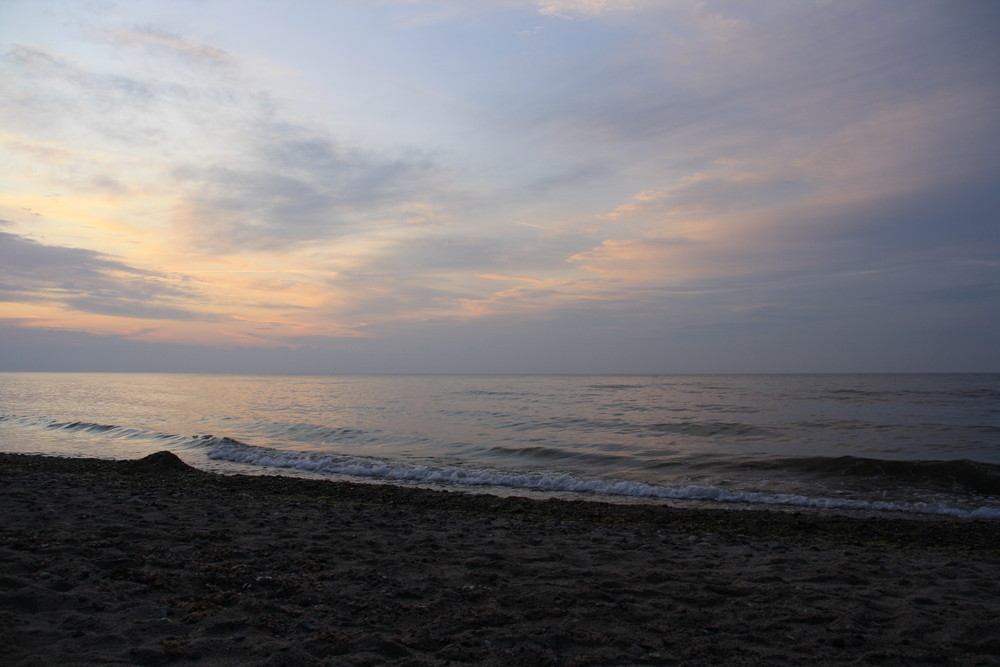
170;127;437;252
2;21;452;259
534;0;648;18
0;0;996;371
0;229;203;320
98;27;236;68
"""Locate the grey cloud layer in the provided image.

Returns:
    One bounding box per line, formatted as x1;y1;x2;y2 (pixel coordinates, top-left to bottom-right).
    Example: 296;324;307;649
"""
0;229;203;320
1;0;997;372
172;127;437;251
511;2;1000;148
2;34;446;253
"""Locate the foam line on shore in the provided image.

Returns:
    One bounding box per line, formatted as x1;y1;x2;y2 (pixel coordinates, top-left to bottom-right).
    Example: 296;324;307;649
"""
5;414;999;520
202;437;1000;520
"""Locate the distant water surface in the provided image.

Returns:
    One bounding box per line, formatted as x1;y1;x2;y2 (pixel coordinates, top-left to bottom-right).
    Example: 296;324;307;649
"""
1;373;998;519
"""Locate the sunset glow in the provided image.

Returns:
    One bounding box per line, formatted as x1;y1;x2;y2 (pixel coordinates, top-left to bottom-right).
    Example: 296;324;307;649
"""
1;0;997;372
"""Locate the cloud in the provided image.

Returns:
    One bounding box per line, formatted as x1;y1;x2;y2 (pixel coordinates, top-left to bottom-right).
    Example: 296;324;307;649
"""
2;28;448;254
520;162;612;195
371;0;645;27
568;237;701;281
2;45;161;144
535;0;647;18
0;229;204;320
907;283;1000;306
478;274;546;284
98;27;236;68
502;1;1000;167
1;0;997;372
602;167;810;223
170;126;437;251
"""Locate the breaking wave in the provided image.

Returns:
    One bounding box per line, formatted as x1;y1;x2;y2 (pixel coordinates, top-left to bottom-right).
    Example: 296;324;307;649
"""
4;411;999;520
758;455;1000;496
197;436;1000;520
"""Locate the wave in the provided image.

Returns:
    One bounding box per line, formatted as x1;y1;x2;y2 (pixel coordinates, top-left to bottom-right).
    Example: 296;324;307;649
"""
238;421;381;445
6;414;999;519
822;386;1000;402
492;416;774;438
7;415;387;450
639;421;773;438
480;444;627;466
41;418;189;444
587;384;645;390
759;455;1000;496
3;415;222;450
196;436;1000;520
826;389;891;399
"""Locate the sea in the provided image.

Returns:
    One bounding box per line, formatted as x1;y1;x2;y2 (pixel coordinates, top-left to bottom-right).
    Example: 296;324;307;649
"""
2;373;999;520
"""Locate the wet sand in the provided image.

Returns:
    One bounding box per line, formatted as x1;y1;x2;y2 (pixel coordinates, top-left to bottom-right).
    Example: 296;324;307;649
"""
1;451;998;665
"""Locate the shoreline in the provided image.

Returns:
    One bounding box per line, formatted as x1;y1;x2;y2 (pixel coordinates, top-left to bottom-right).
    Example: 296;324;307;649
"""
2;451;999;664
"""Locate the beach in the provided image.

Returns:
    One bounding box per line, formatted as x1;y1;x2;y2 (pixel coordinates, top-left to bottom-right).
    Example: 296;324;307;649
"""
1;452;998;665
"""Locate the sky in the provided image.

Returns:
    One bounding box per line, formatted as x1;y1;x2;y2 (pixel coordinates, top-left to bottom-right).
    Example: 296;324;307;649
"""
1;0;998;374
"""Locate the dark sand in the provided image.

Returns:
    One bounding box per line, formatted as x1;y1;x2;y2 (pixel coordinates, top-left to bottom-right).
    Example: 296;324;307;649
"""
1;451;998;665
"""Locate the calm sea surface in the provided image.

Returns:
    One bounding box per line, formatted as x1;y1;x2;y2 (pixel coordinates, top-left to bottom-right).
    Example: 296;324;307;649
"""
2;373;998;519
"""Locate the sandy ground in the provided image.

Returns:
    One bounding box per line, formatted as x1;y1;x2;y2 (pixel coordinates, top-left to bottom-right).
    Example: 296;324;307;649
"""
1;451;998;666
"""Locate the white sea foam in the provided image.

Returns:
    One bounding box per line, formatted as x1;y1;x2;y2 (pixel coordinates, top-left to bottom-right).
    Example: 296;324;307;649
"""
203;437;1000;520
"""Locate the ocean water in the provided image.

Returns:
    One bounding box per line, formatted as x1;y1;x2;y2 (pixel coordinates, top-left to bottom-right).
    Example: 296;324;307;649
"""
1;372;999;519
